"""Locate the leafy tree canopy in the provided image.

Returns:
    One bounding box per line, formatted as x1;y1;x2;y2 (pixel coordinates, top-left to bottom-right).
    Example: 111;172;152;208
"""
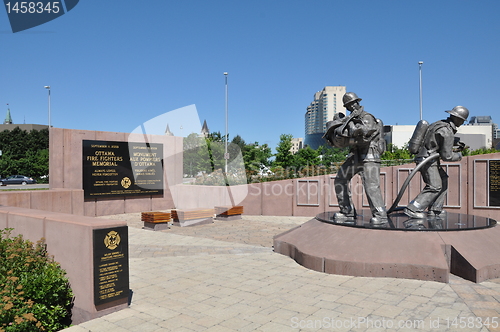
274;134;294;168
0;128;49;179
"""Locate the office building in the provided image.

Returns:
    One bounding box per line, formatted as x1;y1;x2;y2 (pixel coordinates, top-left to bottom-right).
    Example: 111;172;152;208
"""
384;115;497;151
469;116;499;140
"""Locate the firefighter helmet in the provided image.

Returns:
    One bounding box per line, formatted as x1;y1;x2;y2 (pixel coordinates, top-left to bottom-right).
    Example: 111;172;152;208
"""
342;92;362;107
446;106;469;121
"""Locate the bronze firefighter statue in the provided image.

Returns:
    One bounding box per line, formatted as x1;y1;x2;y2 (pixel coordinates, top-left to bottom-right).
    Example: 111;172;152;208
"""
323;92;387;224
403;106;469;219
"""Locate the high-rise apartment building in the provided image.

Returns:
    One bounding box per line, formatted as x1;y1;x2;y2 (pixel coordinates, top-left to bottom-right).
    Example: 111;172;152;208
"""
304;86;346;149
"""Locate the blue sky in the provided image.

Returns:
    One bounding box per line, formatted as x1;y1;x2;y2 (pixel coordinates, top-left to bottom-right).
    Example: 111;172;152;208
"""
1;0;499;151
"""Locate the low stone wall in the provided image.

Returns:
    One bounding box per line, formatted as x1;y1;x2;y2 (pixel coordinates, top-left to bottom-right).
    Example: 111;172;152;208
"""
171;152;500;220
2;153;499;220
0;206;127;324
0;189;84;215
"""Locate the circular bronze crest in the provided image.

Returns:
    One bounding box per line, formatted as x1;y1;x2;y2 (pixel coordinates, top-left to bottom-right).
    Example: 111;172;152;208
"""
121;177;132;189
104;230;121;250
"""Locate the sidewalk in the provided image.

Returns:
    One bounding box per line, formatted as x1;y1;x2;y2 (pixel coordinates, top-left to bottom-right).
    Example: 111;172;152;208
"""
62;214;500;332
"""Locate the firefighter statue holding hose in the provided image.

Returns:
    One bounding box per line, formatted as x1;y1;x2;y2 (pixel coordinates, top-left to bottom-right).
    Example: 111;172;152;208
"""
323;92;387;224
403;106;469;219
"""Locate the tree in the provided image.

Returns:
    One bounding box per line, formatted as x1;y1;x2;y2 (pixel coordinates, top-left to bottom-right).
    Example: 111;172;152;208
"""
231;135;246;153
381;143;412;160
0;128;49;179
207;131;224;142
274;134;294;169
462;146;500;156
227;134;245;168
292;146;320;168
183;133;205;177
242;142;272;177
317;145;348;165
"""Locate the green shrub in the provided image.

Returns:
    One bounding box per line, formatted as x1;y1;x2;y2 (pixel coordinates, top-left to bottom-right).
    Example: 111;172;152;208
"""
0;228;73;332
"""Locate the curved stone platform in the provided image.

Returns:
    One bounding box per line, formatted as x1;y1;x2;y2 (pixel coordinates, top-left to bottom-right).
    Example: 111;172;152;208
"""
273;210;500;283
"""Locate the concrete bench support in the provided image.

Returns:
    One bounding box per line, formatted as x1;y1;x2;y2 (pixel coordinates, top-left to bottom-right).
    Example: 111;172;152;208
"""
215;205;244;220
171;208;214;227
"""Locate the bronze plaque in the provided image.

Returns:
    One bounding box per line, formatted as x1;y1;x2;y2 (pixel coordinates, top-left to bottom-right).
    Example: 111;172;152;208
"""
83;140;163;198
93;226;129;306
490;160;500;207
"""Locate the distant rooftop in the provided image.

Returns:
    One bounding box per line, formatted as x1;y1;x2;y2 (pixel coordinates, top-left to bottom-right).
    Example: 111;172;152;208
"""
0;124;49;132
0;106;48;131
469;116;493;125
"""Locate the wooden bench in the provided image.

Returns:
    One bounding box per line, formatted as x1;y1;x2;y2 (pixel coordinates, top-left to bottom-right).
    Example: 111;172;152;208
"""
214;206;244;220
171;208;214;227
142;212;172;231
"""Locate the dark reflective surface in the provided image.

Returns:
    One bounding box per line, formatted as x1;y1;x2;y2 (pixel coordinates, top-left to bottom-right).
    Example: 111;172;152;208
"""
316;210;496;231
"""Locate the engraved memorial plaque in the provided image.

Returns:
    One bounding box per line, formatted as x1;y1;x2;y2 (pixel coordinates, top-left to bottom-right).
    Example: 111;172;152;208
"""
93;226;129;307
489;160;500;207
83;140;164;198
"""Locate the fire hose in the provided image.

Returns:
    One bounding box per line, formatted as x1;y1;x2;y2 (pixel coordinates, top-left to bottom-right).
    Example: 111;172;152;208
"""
387;152;440;214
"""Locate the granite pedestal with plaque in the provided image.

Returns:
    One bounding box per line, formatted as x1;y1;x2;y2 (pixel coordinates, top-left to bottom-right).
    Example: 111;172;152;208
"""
0;206;130;324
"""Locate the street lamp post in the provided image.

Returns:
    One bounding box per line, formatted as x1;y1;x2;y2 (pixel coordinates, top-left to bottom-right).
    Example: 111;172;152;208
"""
224;72;228;174
223;72;235;206
44;86;51;129
418;61;423;121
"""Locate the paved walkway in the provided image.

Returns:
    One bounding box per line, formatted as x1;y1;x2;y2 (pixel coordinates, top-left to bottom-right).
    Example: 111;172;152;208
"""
62;214;500;332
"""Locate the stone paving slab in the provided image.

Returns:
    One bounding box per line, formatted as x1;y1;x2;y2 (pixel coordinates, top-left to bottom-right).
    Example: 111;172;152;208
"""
62;215;500;332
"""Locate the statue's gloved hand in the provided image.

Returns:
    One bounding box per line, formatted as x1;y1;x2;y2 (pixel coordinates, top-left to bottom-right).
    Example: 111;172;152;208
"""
351;126;363;137
333;136;346;147
453;141;466;152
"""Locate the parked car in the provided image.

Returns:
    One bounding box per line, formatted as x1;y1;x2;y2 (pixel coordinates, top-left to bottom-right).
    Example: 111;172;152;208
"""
0;175;37;186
